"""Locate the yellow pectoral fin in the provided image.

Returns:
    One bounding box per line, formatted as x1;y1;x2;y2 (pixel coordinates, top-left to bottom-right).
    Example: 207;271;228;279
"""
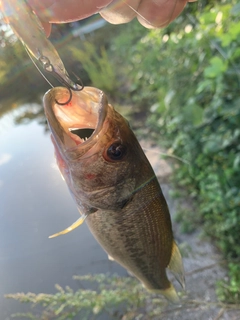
49;214;87;239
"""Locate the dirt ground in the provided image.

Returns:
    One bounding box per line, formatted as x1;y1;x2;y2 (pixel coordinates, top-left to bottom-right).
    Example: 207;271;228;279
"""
140;140;240;320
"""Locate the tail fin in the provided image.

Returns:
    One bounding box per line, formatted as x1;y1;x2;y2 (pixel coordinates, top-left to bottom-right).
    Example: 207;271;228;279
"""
168;241;185;289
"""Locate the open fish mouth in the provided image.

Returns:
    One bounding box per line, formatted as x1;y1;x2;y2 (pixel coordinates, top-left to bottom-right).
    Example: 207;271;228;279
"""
43;87;108;152
70;128;95;142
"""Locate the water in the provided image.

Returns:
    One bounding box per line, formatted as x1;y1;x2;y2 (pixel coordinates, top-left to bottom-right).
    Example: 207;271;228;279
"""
0;102;125;319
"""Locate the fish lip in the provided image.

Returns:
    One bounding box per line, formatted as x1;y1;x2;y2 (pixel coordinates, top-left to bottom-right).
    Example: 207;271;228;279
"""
43;87;108;154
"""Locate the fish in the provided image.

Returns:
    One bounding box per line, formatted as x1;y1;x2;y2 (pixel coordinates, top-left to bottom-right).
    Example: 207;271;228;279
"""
43;86;185;303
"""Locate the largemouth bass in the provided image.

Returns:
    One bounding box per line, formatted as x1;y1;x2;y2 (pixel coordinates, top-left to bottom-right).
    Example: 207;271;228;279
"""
43;87;185;303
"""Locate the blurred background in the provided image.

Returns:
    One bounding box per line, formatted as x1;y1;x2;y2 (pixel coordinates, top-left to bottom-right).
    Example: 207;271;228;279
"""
1;0;240;319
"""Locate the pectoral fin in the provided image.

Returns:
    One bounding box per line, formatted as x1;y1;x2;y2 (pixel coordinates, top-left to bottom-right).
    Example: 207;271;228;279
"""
167;241;185;289
49;214;87;239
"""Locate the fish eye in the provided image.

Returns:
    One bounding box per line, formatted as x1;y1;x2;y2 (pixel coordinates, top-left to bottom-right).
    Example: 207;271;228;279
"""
105;142;127;161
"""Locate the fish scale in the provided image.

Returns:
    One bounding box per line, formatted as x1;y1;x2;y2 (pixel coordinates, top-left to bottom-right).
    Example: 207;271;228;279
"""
86;177;172;291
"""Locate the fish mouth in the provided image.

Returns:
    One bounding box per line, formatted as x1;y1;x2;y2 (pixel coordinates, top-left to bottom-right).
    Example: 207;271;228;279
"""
69;128;95;142
43;87;108;154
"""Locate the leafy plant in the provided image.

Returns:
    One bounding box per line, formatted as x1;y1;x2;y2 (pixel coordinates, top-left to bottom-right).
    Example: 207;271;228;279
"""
216;263;240;304
70;42;118;95
5;274;169;320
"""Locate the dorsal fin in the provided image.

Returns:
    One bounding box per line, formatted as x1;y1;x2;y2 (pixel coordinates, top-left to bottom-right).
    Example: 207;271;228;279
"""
168;241;185;289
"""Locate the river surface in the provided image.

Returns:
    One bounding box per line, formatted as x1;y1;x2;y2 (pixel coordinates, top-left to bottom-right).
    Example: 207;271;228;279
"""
0;102;125;319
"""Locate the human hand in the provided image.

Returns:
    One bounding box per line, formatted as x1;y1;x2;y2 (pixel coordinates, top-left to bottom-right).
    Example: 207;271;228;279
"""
28;0;197;36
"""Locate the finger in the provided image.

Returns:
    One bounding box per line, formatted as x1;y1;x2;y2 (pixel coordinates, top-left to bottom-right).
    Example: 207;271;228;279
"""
137;0;189;29
100;0;140;24
28;0;112;23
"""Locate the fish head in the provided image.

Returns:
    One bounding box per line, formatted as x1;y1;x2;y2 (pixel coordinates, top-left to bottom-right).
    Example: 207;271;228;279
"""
43;87;153;210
